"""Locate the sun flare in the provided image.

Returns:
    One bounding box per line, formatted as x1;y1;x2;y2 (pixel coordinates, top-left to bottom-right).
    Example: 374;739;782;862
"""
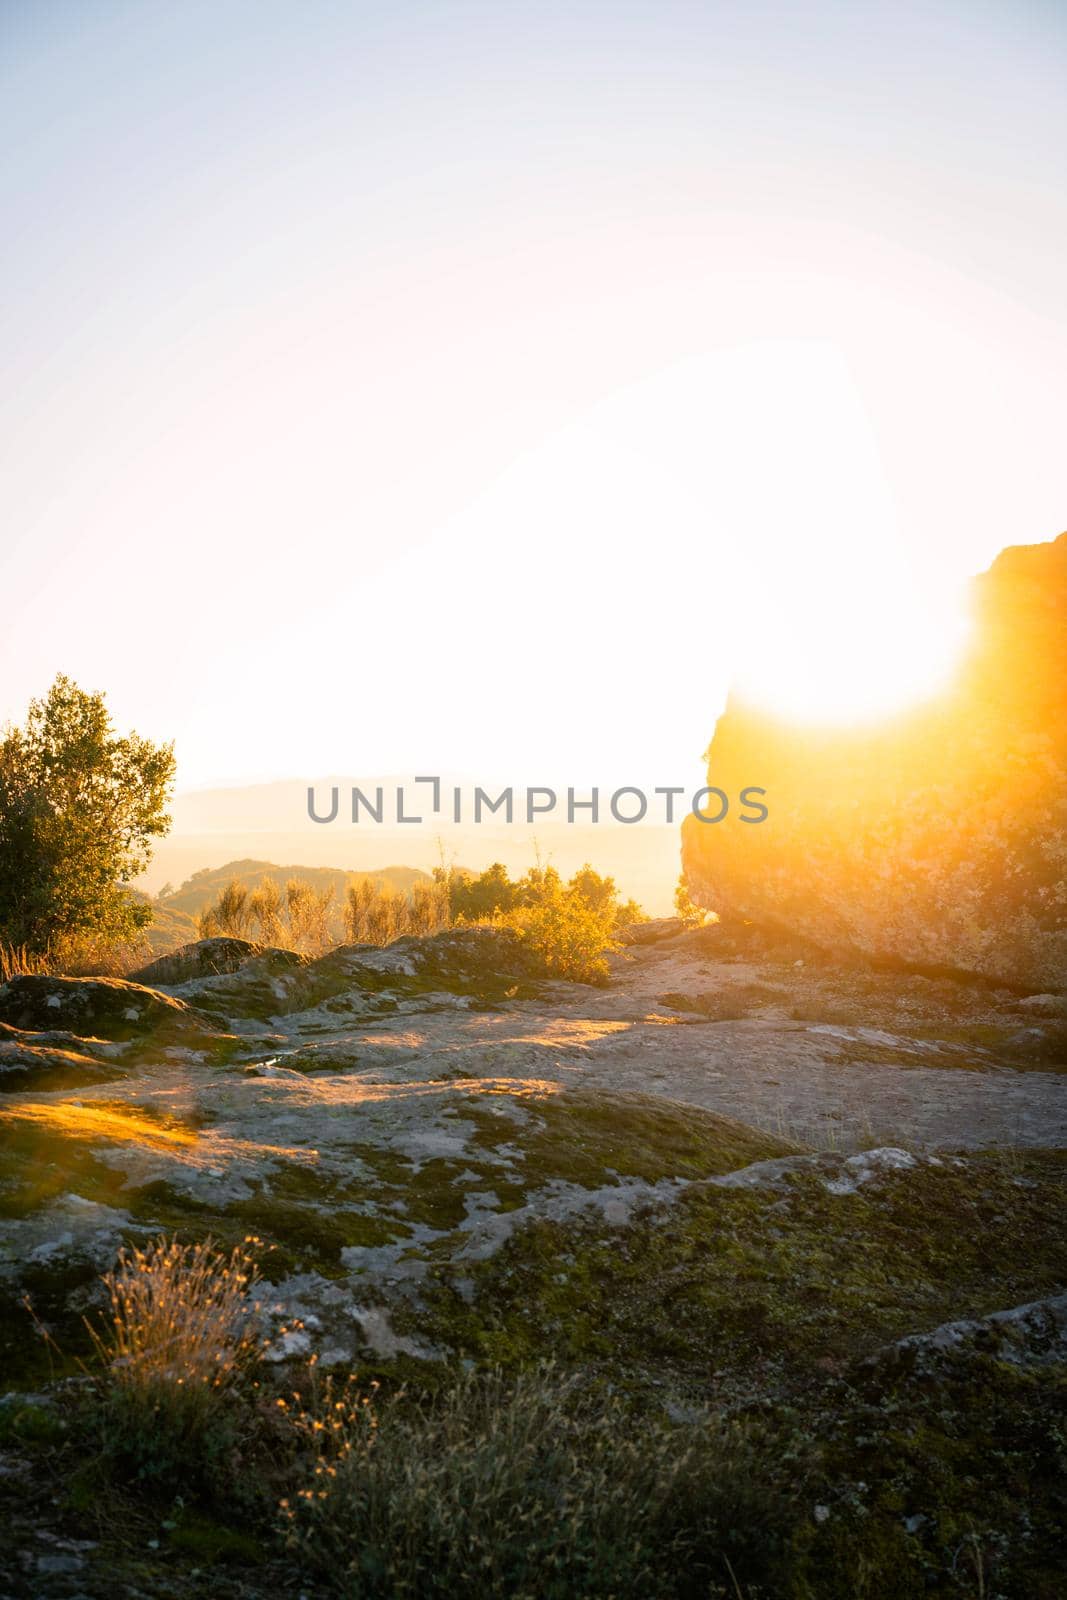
728;567;972;725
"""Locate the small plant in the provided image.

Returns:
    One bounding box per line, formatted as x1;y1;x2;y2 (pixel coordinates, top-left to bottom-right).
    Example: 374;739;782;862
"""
87;1235;270;1492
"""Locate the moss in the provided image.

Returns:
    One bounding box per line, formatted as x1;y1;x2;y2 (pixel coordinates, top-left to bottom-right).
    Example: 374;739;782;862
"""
0;1117;135;1218
793;1350;1067;1597
418;1150;1067;1395
0;1397;67;1443
166;1511;265;1565
120;1173;411;1278
467;1089;798;1189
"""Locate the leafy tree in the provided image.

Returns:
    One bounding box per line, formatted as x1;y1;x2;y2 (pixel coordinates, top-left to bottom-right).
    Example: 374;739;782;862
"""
443;861;518;921
0;675;175;954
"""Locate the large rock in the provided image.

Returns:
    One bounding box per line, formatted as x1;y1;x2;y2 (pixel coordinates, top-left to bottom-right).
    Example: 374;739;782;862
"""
130;935;302;987
682;531;1067;990
0;974;218;1043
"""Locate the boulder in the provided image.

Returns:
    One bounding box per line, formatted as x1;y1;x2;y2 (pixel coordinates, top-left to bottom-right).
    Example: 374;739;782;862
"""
681;530;1067;990
130;935;300;987
0;974;217;1043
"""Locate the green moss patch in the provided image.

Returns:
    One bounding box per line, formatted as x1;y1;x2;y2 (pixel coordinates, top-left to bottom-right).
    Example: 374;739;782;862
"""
421;1150;1067;1393
467;1089;798;1189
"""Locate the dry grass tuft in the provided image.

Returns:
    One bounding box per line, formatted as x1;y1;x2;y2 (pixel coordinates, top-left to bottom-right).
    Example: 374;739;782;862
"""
0;940;51;981
87;1235;272;1491
0;934;150;981
90;1235;266;1388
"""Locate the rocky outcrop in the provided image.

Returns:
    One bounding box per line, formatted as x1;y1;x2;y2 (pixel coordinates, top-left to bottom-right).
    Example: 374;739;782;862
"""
0;974;219;1044
682;530;1067;990
129;935;294;987
153;925;545;1029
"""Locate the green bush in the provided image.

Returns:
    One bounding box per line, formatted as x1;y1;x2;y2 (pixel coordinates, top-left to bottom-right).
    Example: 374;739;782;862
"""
441;861;642;983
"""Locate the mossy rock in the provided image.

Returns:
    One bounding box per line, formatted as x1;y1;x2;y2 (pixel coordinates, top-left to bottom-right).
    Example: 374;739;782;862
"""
0;974;220;1045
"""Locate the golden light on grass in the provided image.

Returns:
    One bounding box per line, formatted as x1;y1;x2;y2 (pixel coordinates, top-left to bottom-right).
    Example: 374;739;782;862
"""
2;1101;199;1150
0;1100;316;1168
89;1235;266;1388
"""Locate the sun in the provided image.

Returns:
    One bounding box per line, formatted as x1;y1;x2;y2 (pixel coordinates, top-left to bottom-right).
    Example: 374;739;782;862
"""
728;562;971;725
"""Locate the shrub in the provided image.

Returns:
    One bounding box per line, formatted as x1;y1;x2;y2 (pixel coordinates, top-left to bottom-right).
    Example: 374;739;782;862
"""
443;861;518;921
87;1236;270;1492
280;1366;762;1599
506;879;618;983
436;862;640;982
674;873;706;926
198;878;254;940
283;877;335;954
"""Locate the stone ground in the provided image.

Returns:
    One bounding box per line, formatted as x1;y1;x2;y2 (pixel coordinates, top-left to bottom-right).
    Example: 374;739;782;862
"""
1;919;1065;1359
1;919;1065;1596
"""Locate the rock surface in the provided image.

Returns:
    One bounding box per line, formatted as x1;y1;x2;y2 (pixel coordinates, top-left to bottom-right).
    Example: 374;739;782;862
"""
1;923;1065;1376
0;975;220;1045
0;925;1065;1597
682;530;1067;989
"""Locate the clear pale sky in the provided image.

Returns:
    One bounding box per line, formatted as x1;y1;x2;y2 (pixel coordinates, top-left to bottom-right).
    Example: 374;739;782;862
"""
3;1;1065;791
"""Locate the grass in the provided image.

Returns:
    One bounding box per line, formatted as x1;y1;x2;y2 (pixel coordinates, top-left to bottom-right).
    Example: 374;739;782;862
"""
0;935;152;982
279;1365;778;1599
2;1150;1065;1599
84;1235;272;1493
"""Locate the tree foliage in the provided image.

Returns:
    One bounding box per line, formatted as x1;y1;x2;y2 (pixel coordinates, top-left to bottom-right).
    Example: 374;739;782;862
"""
0;675;175;954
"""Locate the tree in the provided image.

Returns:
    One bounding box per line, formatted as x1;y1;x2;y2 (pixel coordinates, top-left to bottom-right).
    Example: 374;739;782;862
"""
444;862;518;922
0;675;175;954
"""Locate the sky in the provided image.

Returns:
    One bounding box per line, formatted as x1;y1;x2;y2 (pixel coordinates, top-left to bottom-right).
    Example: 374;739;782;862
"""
2;0;1065;793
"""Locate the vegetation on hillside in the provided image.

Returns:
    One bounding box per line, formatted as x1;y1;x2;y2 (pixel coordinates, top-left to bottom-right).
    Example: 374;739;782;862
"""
198;875;338;955
194;860;643;981
161;859;428;921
